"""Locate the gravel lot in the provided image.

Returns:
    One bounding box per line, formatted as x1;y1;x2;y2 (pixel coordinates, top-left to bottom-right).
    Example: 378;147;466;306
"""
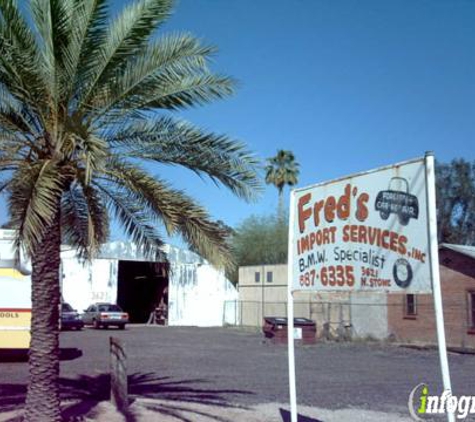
1;326;474;420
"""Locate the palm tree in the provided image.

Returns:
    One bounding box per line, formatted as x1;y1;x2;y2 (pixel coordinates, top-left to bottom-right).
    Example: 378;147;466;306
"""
0;1;259;420
265;150;300;219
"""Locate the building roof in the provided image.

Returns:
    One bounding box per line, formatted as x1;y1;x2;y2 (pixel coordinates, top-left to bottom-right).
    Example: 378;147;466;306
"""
61;241;206;265
440;243;475;260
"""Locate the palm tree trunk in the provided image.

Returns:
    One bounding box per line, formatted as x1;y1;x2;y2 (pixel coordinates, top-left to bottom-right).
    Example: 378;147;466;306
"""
277;190;284;224
24;210;62;422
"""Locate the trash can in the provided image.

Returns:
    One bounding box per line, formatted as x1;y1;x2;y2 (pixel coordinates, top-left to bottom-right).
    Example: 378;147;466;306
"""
263;317;317;345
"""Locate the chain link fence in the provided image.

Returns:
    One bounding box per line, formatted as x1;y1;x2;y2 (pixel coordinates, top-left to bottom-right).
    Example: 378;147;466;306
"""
224;297;475;349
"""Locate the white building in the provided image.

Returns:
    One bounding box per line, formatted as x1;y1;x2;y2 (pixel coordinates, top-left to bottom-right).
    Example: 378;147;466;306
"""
0;230;238;327
61;241;239;326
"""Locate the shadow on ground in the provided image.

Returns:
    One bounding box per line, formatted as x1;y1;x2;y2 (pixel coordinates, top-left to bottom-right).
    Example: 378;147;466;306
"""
0;372;254;422
0;347;82;363
280;408;323;422
63;372;254;421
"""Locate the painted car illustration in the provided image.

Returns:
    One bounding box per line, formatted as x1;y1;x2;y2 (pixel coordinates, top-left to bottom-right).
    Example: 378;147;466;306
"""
374;177;419;225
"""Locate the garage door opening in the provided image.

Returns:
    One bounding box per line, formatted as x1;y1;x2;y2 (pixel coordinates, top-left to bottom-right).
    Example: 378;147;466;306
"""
117;261;168;323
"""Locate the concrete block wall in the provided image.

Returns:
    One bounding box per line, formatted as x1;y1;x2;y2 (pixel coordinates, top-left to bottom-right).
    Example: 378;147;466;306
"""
350;292;388;339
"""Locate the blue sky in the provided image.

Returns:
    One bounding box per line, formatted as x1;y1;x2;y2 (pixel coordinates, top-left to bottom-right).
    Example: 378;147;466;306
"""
2;0;475;245
157;0;475;233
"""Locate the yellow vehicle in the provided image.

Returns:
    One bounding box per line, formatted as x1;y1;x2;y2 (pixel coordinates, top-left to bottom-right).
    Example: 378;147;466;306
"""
0;261;31;351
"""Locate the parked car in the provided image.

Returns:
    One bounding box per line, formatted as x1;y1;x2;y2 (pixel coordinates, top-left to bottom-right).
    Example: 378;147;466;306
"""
82;303;129;329
60;303;84;331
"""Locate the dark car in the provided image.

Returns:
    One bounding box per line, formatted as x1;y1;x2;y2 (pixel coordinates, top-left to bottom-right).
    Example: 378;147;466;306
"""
60;303;84;331
374;177;419;225
82;303;129;329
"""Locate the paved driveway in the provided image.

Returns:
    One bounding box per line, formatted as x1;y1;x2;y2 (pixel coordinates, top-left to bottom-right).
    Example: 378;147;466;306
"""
1;326;474;419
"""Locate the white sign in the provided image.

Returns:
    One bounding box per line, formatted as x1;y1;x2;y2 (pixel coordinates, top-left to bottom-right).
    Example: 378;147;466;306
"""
293;327;302;340
289;157;432;293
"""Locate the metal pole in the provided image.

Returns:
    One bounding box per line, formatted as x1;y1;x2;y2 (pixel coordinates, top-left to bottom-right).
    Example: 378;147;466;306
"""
240;300;242;326
425;151;454;422
288;287;297;422
287;190;298;422
262;265;265;325
222;301;226;326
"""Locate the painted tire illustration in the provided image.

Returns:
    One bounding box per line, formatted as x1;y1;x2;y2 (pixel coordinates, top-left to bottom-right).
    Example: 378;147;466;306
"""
392;258;413;288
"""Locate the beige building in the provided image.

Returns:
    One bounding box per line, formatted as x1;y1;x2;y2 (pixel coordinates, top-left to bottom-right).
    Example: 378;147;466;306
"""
238;264;374;339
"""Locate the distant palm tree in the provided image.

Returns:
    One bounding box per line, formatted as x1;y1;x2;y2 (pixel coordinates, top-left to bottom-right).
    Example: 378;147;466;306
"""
265;150;300;218
0;1;259;420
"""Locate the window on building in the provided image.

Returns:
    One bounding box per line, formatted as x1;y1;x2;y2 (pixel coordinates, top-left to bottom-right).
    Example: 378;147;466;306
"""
404;294;417;318
467;291;475;331
266;271;273;283
254;272;260;283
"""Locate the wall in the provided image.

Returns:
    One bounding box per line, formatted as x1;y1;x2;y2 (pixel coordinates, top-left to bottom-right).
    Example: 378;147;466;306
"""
61;242;238;327
168;264;238;326
388;248;475;348
238;264;287;326
61;249;118;313
350;292;388;339
238;264;388;339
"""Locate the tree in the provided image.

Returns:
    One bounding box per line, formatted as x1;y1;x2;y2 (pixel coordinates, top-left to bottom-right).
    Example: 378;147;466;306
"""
0;1;259;420
436;159;475;245
265;150;299;219
229;213;288;283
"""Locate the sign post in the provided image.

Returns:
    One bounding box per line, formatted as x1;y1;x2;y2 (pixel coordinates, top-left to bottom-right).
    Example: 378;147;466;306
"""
425;152;454;422
287;154;452;422
287;192;298;422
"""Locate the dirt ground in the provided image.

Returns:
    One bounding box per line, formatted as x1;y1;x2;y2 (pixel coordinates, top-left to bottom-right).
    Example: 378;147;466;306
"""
0;399;414;422
1;326;468;421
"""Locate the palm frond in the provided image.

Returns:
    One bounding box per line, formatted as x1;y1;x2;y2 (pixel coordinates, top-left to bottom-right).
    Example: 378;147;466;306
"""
30;0;67;110
105;116;260;200
0;179;13;194
98;160;234;268
61;179;109;259
114;73;236;113
74;133;108;185
0;88;43;138
265;149;300;192
95;180;164;260
0;2;48;109
63;0;108;105
7;160;66;257
0;0;37;52
90;33;216;114
178;218;234;270
78;0;174;109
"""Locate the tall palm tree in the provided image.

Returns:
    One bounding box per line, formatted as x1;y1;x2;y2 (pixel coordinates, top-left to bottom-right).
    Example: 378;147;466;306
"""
265;150;299;219
0;1;259;420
